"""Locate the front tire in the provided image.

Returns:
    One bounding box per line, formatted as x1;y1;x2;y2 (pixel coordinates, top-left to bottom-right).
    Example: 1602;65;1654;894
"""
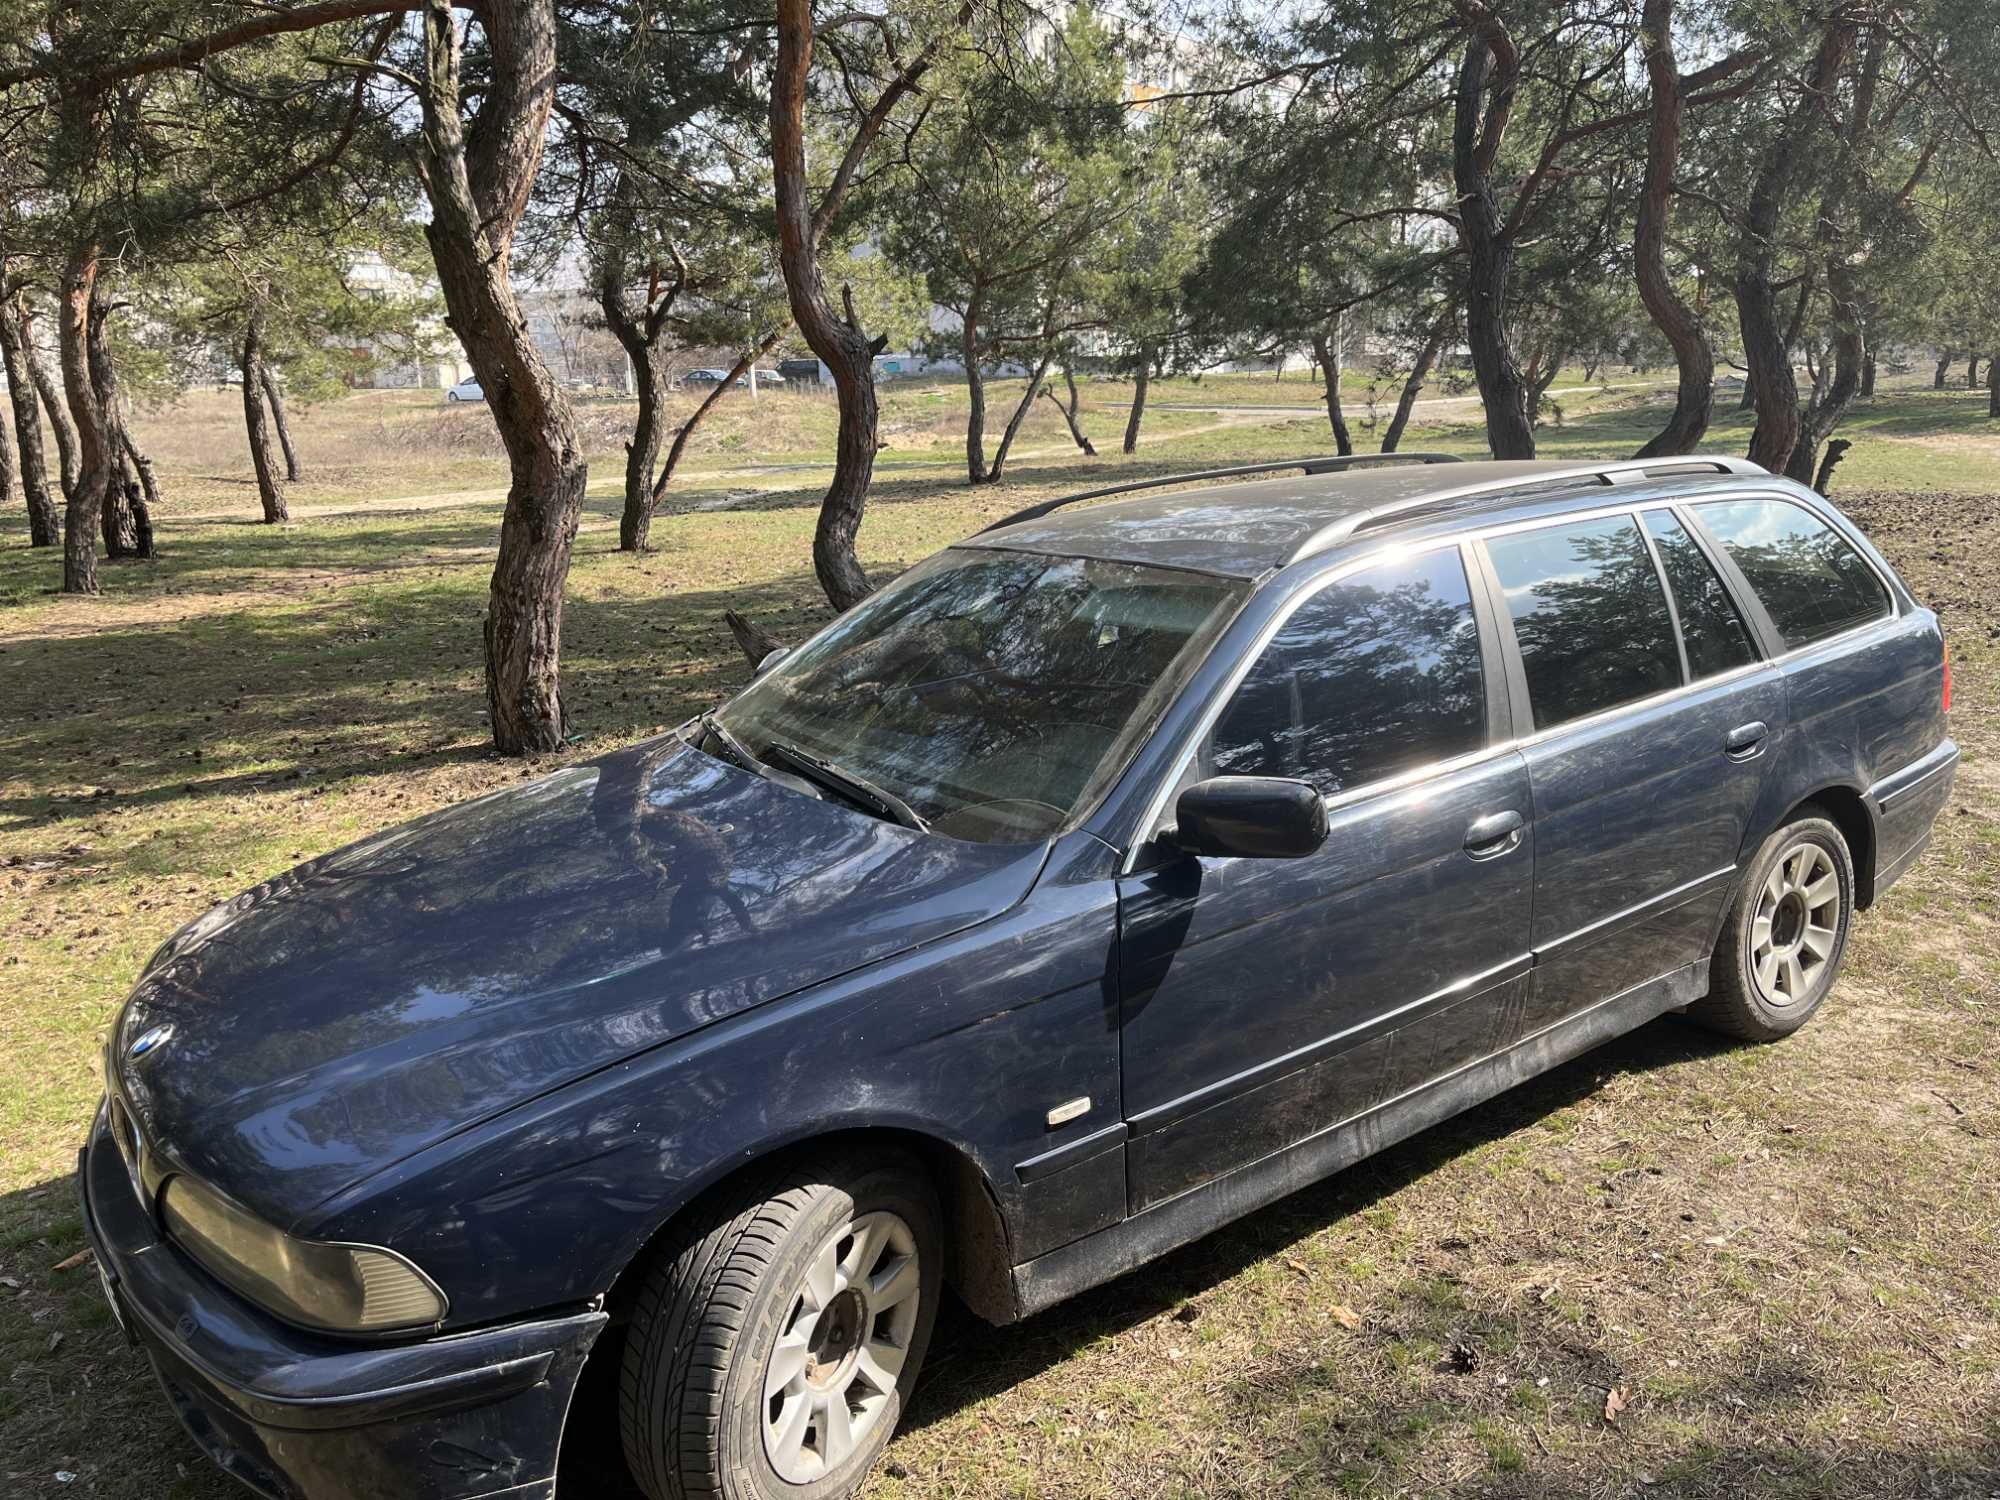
619;1150;942;1500
1691;811;1855;1042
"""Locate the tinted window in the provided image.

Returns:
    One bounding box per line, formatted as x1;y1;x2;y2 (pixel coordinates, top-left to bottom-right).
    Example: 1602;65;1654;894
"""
1487;515;1682;731
1643;511;1758;679
720;549;1242;843
1211;549;1485;796
1692;498;1891;649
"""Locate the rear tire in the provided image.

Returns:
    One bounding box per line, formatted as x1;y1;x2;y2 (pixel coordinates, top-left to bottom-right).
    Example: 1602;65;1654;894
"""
1691;811;1854;1042
618;1149;941;1500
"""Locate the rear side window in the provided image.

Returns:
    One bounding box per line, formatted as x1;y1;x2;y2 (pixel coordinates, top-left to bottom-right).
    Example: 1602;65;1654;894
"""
1643;512;1758;679
1486;515;1682;730
1693;498;1892;648
1211;548;1485;796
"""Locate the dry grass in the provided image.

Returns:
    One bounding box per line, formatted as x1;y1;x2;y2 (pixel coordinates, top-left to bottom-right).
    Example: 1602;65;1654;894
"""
1;388;1997;1498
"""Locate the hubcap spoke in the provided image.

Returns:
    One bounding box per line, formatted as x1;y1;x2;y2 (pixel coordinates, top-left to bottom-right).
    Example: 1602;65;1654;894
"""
856;1340;905;1394
819;1388;855;1464
1802;923;1836;960
1783;954;1805;999
803;1241;839;1312
770;1392;812;1471
766;1330;810;1399
870;1253;920;1312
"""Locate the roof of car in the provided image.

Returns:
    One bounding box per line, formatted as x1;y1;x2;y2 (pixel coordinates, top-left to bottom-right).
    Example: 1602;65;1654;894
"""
963;456;1771;579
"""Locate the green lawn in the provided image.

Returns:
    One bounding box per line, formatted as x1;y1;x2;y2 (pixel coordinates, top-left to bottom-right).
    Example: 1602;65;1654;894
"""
1;385;1997;1497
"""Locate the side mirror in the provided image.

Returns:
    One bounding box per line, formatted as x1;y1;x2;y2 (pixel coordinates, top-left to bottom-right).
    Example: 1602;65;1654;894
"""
1171;776;1327;860
754;646;792;677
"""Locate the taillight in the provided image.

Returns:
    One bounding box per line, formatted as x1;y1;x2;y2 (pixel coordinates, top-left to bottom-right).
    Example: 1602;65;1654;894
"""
1942;639;1952;714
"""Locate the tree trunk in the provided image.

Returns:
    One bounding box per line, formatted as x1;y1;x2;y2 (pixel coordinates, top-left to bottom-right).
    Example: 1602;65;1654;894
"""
1969;353;1982;390
1811;437;1852;495
56;242;111;594
1452;35;1535;459
415;0;583;754
771;0;942;610
1733;17;1856;473
1632;0;1714;459
618;352;666;551
1042;366;1097;455
1312;327;1353;456
120;426;162;516
0;294;58;546
1988;355;1999;418
652;336;781;508
241;315;289;523
260;362;303;480
1933;349;1954;388
987;353;1054;483
1122;347;1150;454
24;304;80;501
962;296;988;485
1860;352;1876;398
85;287;145;558
1382;316;1448;453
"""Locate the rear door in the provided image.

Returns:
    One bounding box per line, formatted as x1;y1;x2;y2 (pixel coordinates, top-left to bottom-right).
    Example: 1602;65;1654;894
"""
1117;544;1535;1214
1476;506;1783;1031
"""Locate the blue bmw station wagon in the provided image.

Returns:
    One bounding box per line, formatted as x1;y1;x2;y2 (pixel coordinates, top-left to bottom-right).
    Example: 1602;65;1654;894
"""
83;454;1956;1500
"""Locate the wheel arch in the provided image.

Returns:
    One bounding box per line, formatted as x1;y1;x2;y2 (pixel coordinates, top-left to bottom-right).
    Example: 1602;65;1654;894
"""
1788;784;1877;908
596;1125;1020;1334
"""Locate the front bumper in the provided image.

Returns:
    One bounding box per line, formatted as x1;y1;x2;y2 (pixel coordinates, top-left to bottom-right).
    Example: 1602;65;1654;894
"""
78;1109;607;1500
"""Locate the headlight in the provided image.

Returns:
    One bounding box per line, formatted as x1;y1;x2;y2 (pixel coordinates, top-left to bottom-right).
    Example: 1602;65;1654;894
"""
159;1176;446;1333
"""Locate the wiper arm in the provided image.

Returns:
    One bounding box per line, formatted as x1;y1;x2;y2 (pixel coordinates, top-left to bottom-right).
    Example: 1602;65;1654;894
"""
692;711;762;776
759;740;929;832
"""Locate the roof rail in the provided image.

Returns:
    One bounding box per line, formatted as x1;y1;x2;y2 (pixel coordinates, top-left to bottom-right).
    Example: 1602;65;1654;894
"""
973;452;1463;536
1289;454;1767;561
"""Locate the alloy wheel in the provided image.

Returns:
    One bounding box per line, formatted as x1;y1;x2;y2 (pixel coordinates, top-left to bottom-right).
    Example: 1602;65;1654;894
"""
1750;840;1841;1007
761;1210;922;1483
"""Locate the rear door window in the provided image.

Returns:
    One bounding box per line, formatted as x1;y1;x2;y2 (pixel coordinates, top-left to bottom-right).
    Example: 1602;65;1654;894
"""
1211;548;1486;796
1692;497;1892;649
1485;515;1682;731
1643;511;1758;679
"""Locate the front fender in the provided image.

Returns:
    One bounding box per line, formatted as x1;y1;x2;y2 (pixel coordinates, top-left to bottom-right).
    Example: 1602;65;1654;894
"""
303;833;1125;1331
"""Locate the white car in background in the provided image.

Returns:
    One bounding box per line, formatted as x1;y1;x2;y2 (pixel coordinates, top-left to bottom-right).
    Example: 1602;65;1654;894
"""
445;378;484;403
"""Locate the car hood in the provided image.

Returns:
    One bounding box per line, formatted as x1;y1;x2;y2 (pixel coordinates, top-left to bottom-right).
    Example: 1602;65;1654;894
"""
112;736;1046;1230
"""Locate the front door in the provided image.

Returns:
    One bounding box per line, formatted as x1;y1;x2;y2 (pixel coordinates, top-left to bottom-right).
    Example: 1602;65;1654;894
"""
1477;506;1783;1030
1117;545;1534;1214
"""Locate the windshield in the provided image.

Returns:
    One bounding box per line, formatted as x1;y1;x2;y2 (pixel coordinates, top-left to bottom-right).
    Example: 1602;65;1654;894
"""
716;548;1244;843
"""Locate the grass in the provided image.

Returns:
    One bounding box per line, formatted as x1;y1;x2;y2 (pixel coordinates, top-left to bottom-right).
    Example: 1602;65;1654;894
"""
1;376;1998;1497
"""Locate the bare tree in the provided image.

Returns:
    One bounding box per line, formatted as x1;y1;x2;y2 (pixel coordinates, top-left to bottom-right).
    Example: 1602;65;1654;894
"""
0;290;58;545
770;0;968;610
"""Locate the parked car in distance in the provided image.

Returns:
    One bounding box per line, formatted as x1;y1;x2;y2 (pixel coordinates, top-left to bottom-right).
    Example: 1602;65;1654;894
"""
735;367;783;388
778;357;823;385
84;453;1955;1500
675;367;732;388
444;377;483;403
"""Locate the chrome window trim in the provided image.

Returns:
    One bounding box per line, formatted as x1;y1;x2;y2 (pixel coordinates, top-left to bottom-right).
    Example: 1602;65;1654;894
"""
1117;486;1907;874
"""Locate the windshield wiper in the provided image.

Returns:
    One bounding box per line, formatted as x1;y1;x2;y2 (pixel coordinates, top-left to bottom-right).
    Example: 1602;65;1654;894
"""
759;740;929;832
692;711;762;776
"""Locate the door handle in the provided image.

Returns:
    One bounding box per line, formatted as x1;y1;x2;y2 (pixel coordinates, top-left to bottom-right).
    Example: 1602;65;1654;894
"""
1463;809;1525;859
1725;721;1769;760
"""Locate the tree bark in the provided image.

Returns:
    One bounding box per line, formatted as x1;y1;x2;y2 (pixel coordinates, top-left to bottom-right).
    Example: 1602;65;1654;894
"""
618;351;667;550
1452;28;1536;459
0;294;58;546
1733;16;1857;472
1988;355;1999;418
770;0;964;610
1969;353;1982;390
1122;346;1150;454
260;362;303;480
415;0;584;754
1383;316;1449;453
1632;0;1714;459
961;292;988;484
986;352;1054;483
1860;352;1876;398
241;314;289;523
0;347;14;526
85;287;147;558
1041;365;1097;455
24;304;80;501
650;335;781;510
1934;348;1954;388
120;426;162;516
1312;327;1354;456
56;242;111;593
